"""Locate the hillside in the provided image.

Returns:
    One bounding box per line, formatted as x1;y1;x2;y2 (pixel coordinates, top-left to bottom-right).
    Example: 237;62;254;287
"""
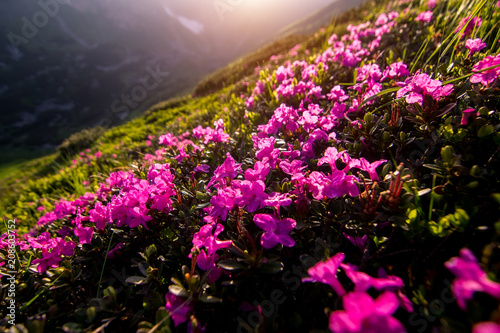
1;0;500;332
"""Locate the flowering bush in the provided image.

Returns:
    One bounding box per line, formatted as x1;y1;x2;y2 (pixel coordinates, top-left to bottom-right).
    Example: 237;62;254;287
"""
1;0;500;332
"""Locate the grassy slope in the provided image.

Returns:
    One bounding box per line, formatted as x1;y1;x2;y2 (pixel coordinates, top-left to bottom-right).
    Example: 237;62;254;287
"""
0;0;379;230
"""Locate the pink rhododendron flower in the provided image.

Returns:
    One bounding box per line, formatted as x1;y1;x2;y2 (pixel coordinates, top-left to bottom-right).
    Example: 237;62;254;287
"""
244;161;270;182
210;187;237;221
466;38;487;55
329;291;406;333
234;180;269;212
415;11;433;23
470;54;500;87
192;224;232;257
382;61;410;81
323;170;360;198
318;147;342;171
159;132;177;146
89;201;111;230
107;242;125;259
357;158;387;181
253;214;296;249
302;252;346;297
397;72;453;105
191;224;231;282
473;322;500;333
263;192;293;211
445;248;500;310
327;85;349;102
455;16;482;37
460;108;477;125
279;159;306;177
343;234;368;251
375;13;388;26
340;263;404;292
165;293;193;326
194;164;210;173
32;251;61;274
74;223;94;244
207;153;242;188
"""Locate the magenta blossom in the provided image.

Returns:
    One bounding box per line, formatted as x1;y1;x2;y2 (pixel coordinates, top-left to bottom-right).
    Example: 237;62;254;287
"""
324;170;360;198
253;214;296;249
192;224;232;259
263;192;293;211
460;108;477;126
74;223;94;244
329;291;406;333
244;161;270;182
89;201;110;230
473;322;500;333
415;11;433;23
32;251;61;274
165;293;193;326
397;72;453;105
207;153;242;188
382;61;410;81
210;187;236;221
327;85;349;102
234;180;269;212
302;252;346;297
357;158;387;181
455;16;482;37
466;38;487;55
194;164;210;173
470;54;500;87
445;248;500;310
340;263;404;292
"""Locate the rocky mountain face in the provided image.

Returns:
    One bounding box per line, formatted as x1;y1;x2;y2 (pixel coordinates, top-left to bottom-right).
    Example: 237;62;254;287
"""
0;0;338;160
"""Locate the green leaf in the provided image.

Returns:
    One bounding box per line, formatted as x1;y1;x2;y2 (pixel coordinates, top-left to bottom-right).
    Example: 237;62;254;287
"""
477;125;494;138
423;164;444;172
146;244;157;260
200;295;223;303
417;188;431;196
218;259;247;271
168;285;189;297
492;193;500;204
138;262;150;277
259;261;284;274
125;276;148;285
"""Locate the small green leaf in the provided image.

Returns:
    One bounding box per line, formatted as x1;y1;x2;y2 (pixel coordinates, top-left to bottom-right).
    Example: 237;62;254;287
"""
168;285;189;297
478;125;494;138
259;261;284;274
125;276;148;285
146;244;157;260
218;259;247;271
138;262;150;277
200;295;223;303
417;188;431;196
492;193;500;204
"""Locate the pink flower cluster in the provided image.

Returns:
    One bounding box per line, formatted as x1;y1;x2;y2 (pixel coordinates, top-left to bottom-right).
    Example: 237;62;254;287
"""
9;165;177;274
397;71;454;105
303;252;412;332
470;54;500;87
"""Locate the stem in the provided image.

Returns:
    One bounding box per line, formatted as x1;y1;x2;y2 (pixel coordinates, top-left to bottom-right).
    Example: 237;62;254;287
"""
96;231;114;298
428;174;437;221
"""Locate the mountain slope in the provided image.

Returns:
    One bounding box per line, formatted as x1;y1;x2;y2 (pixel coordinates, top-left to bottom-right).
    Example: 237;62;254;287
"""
0;0;341;165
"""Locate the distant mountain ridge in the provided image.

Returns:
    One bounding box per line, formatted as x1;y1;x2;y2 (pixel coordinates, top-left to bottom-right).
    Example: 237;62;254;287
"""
277;0;368;37
0;0;360;164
